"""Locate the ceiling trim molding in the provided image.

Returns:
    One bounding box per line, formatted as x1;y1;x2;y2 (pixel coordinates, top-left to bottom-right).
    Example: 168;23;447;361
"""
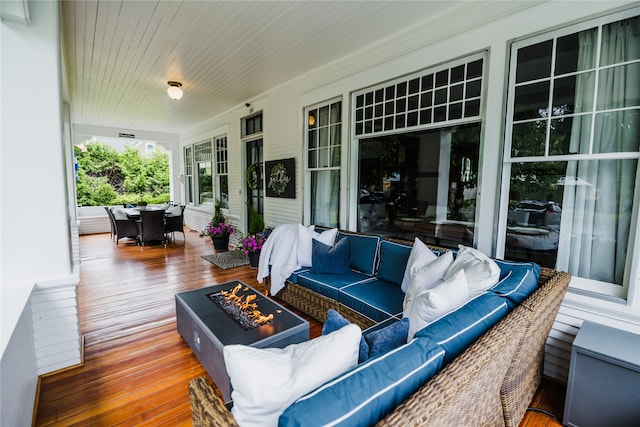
73;124;179;145
0;0;30;25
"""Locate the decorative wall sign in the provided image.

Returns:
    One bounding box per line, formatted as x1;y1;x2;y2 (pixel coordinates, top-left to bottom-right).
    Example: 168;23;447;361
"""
265;158;295;198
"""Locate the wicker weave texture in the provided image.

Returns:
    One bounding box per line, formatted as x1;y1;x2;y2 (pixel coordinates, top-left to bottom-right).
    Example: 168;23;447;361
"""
500;269;570;426
276;282;339;323
189;377;238;427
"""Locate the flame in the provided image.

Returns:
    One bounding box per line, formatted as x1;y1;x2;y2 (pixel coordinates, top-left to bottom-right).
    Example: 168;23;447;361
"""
219;285;274;326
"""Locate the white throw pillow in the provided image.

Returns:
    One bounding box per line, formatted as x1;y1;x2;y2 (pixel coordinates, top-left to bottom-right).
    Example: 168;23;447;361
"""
297;225;338;267
404;269;469;341
402;251;454;313
167;205;182;216
444;245;501;298
400;237;438;292
224;323;361;427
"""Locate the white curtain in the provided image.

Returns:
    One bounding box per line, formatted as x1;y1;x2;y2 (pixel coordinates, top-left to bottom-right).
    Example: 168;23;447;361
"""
311;170;340;227
557;18;639;285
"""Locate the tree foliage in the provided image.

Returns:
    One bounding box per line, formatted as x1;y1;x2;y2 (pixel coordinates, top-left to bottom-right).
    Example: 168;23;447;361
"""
75;142;170;206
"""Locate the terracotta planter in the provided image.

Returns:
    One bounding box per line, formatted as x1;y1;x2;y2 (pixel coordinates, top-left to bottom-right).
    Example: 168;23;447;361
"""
248;251;261;269
211;234;229;251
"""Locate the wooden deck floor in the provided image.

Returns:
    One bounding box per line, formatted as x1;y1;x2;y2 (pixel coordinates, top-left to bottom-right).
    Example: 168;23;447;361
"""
35;229;565;426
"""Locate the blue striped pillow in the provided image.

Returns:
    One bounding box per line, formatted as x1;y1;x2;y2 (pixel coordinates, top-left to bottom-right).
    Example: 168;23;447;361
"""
491;260;540;308
279;337;445;427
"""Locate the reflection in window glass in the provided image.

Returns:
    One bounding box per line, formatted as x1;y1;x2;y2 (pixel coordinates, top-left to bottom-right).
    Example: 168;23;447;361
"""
358;123;480;249
506;159;636;285
505;14;640;292
306;100;341;228
197;162;213;205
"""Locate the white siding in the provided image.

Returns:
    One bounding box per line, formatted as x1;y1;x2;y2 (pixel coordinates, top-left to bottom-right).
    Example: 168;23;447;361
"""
31;280;82;376
176;0;640;383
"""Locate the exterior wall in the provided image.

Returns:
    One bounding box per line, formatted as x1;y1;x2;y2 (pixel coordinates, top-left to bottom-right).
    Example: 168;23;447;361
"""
180;0;640;382
1;1;77;425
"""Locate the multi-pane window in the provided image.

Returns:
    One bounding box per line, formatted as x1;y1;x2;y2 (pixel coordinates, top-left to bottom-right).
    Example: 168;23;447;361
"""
352;54;485;247
306;100;341;227
193;139;213;205
184;146;193;204
354;55;483;137
215;136;229;209
502;14;639;297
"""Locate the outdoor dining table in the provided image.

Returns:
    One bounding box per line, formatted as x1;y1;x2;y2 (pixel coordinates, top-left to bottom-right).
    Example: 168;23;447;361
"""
121;206;166;219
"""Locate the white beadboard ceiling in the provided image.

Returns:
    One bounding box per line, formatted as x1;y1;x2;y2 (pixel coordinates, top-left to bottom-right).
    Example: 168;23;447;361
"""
61;0;539;136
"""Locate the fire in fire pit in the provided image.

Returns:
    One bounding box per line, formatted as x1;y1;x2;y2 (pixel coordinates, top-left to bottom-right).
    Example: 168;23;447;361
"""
209;283;274;329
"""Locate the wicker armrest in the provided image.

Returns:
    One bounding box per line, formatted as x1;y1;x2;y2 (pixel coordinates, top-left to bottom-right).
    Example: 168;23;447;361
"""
189;377;239;427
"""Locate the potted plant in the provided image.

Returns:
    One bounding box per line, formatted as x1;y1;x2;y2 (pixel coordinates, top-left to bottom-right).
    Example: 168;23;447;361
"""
238;234;265;269
204;199;236;251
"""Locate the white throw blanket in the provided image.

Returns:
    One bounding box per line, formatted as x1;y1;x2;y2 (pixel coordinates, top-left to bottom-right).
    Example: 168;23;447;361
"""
257;223;301;295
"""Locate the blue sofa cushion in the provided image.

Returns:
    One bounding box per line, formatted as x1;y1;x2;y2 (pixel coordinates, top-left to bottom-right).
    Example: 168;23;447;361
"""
286;267;309;284
339;278;404;323
415;293;509;363
279;337;445;427
322;309;370;363
491;260;540;308
297;271;374;300
311;237;351;274
337;232;380;275
364;317;409;359
377;240;412;287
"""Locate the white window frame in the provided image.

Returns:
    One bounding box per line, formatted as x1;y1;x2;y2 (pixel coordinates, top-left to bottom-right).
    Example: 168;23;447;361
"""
497;10;640;304
192;138;214;207
215;135;229;209
304;97;343;227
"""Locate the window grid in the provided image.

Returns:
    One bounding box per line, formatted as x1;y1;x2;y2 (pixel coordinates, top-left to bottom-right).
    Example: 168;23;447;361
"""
507;18;640;160
354;57;484;137
184;146;193;204
194;139;212;162
216;136;228;175
307;101;342;170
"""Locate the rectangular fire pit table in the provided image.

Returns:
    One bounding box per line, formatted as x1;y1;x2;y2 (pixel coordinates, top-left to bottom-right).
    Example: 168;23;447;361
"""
175;281;310;403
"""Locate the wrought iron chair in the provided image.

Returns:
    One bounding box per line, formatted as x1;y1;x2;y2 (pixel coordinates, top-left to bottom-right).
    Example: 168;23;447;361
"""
164;205;186;243
137;209;167;248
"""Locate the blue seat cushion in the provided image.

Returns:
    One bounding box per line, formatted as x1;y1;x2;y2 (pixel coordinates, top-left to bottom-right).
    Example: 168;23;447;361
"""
415;293;509;363
279;337;445;427
339;278;404;323
491;260;540;308
297;271;374;300
337;232;381;275
377;240;412;287
286;267;310;284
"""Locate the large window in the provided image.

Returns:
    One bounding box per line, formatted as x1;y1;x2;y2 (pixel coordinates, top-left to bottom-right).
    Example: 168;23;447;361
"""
193;139;213;206
215;136;229;209
502;14;639;298
357;124;480;247
353;54;485;248
184;146;194;204
306;100;341;227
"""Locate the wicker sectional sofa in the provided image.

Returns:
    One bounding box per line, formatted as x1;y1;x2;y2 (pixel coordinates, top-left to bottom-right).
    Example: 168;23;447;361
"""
189;231;570;426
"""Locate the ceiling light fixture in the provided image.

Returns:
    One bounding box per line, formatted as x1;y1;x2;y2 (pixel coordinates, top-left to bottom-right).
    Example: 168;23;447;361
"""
167;81;183;100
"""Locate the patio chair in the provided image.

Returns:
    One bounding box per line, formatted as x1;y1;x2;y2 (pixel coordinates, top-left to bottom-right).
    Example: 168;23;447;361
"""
112;208;139;245
104;206;116;241
164;205;186;243
138;209;167;248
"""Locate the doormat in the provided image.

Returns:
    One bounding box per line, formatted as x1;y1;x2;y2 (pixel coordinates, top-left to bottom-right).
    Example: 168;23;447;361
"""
202;251;249;269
